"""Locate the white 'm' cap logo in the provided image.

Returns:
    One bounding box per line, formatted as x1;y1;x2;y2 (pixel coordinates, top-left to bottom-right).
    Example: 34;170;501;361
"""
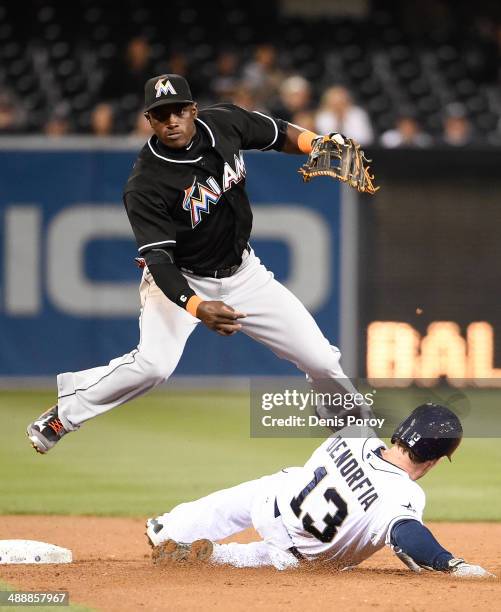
155;78;177;98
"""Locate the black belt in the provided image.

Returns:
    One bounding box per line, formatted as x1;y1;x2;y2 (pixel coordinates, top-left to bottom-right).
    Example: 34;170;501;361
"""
134;258;239;277
274;498;305;561
180;262;241;278
180;246;249;279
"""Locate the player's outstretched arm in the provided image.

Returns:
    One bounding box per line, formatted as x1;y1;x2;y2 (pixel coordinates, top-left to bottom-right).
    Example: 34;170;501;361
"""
390;519;495;578
281;124;319;155
280;124;346;155
280;123;316;154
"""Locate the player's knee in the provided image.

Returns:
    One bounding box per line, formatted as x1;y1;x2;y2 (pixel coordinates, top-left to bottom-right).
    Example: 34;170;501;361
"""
305;346;343;379
309;363;341;380
137;354;175;385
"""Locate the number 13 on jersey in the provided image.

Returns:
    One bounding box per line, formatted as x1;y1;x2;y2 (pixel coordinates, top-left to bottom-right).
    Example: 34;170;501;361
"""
290;466;348;543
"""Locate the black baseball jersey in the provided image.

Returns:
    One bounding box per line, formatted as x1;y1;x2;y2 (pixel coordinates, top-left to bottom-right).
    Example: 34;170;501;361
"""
124;104;287;271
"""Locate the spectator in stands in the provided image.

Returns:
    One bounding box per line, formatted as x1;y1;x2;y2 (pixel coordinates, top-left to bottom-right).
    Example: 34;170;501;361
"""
441;103;474;147
290;110;316;132
90;103;114;136
44;116;70;137
315;85;374;145
164;50;189;77
242;43;284;107
130;109;152;138
0;91;27;133
273;75;312;123
162;50;206;105
210;50;240;102
380;114;432;148
230;85;259;111
43;103;71;137
95;37;153;115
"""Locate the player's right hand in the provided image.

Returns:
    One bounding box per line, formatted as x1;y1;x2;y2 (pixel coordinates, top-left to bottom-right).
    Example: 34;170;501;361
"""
196;301;247;336
448;558;496;578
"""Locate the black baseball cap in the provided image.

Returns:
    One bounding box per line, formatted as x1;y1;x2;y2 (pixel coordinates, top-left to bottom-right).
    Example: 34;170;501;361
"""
144;74;194;112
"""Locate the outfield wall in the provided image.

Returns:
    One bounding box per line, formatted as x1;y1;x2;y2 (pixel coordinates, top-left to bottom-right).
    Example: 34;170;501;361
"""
361;147;501;384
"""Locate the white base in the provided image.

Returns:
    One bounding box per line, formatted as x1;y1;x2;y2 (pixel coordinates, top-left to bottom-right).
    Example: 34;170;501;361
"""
0;540;72;564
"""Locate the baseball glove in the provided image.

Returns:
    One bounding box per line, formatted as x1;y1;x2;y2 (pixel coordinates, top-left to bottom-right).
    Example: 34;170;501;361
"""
299;134;379;195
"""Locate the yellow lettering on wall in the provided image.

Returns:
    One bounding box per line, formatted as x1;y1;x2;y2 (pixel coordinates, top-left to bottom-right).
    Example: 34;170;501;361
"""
367;322;420;385
467;322;501;387
367;321;501;387
418;322;467;385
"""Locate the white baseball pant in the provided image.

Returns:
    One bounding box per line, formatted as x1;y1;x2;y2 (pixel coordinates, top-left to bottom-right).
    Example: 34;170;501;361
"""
150;468;301;570
56;249;352;428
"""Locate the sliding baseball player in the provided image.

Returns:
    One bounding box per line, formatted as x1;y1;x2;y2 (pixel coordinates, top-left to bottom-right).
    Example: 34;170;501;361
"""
146;404;494;578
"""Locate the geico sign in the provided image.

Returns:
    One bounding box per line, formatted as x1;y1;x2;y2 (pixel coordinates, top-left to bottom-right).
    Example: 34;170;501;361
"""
367;321;501;387
3;204;331;317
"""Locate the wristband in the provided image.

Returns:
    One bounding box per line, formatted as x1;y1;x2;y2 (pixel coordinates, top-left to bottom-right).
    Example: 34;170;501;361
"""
186;295;203;318
297;130;319;154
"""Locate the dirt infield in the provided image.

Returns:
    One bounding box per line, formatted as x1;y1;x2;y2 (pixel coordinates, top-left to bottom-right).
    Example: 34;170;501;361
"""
0;517;499;612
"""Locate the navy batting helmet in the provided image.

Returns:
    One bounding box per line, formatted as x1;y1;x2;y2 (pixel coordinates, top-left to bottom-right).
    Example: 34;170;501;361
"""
391;403;463;461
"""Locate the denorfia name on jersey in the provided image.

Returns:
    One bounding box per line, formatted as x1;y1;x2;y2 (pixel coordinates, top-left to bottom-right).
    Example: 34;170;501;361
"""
325;435;379;511
182;152;246;228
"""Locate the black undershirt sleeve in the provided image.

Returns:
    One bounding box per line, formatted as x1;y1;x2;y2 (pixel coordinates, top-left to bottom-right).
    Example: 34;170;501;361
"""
390;519;453;570
144;249;197;310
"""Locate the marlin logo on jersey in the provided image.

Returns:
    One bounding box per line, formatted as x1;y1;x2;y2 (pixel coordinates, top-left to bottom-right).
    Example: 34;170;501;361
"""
223;152;246;191
182;155;246;228
182;177;222;228
155;78;177;98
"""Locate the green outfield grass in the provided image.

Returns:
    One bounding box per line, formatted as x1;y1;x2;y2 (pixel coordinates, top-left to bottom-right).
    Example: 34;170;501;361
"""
0;389;500;521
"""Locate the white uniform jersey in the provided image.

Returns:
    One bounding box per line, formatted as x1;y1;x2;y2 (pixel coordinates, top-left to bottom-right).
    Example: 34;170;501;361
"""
276;428;426;566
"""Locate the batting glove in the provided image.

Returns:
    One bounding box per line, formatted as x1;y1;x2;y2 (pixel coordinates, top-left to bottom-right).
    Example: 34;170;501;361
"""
447;558;496;578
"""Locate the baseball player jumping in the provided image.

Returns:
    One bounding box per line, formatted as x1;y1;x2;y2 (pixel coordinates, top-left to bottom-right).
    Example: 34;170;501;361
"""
28;73;360;453
146;404;494;578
